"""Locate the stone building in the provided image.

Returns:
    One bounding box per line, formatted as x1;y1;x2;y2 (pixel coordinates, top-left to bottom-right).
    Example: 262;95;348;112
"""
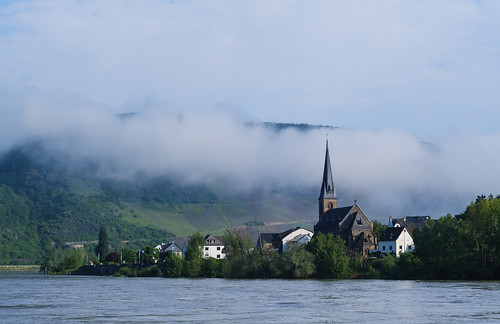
313;140;377;256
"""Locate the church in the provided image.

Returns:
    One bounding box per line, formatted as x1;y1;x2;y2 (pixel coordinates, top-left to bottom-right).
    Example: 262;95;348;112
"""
313;140;377;256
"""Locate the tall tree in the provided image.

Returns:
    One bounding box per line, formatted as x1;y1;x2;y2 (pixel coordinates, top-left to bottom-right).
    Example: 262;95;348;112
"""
95;226;110;261
223;228;255;278
414;215;474;279
183;232;205;277
307;232;350;279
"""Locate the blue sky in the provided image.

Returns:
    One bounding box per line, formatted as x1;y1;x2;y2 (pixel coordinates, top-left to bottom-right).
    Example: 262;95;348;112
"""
0;0;499;218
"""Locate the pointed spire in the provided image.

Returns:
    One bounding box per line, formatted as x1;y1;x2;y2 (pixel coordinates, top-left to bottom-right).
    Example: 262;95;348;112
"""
319;139;337;199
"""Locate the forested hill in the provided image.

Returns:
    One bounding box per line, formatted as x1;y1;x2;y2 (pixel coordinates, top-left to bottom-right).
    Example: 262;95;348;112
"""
0;136;317;264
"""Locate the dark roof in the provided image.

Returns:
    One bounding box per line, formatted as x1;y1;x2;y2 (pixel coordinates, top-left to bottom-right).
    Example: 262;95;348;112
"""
380;227;405;241
318;140;337;200
204;234;224;246
161;242;182;253
258;233;275;244
323;206;353;222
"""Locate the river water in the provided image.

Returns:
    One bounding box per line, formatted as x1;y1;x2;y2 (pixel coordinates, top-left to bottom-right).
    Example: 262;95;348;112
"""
0;273;499;323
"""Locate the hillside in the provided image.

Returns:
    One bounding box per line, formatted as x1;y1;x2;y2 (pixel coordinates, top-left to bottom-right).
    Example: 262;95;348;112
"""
0;138;318;264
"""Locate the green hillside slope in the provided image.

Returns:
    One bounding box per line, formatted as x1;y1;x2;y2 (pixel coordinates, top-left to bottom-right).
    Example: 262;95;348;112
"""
0;144;317;264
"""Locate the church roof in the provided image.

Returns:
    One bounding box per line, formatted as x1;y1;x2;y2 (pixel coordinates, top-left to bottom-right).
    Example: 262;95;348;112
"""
323;205;354;222
319;140;337;200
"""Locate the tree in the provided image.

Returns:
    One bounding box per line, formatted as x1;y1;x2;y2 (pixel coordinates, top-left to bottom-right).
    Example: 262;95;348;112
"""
183;232;205;277
462;195;500;278
105;252;120;263
223;228;255;278
159;251;183;277
39;245;56;274
58;248;85;273
307;233;350;279
414;215;474;279
280;245;315;279
394;252;422;279
142;246;157;264
95;226;110;261
121;248;137;264
372;220;386;241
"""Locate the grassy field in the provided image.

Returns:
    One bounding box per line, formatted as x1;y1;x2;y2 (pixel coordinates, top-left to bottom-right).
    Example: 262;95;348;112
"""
0;265;39;272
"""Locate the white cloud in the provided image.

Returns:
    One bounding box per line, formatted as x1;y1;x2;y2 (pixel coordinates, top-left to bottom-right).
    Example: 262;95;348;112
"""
0;1;499;219
1;88;499;220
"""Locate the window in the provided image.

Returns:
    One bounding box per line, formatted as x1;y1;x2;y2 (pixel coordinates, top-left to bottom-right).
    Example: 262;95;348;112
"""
217;255;220;259
204;247;208;251
382;246;386;251
217;246;221;250
399;245;403;250
389;246;393;251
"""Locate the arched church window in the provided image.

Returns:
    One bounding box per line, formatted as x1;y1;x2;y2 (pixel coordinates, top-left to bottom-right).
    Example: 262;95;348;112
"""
328;202;333;209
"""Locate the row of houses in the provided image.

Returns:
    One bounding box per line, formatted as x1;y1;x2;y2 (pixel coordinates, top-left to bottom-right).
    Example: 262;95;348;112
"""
155;215;426;261
155;233;226;260
154;141;430;260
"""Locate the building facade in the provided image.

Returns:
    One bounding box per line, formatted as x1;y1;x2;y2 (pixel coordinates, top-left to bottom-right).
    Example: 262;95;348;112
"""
378;225;414;257
258;227;313;253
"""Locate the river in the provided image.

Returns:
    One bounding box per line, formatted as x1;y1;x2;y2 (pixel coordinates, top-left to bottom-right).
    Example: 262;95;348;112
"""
0;272;499;323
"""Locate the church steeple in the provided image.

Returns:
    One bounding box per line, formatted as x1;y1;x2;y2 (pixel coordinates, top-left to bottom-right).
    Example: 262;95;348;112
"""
319;139;338;215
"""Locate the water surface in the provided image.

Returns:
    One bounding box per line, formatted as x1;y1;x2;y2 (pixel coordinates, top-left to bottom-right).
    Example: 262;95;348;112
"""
0;273;499;323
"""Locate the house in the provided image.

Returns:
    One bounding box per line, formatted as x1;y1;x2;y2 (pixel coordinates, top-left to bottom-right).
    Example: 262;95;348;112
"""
257;227;313;253
313;140;377;256
156;242;183;258
378;225;414;257
390;216;430;236
202;234;226;259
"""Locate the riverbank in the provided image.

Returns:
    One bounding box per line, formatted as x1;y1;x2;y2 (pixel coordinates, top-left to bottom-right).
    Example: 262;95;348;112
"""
0;265;39;272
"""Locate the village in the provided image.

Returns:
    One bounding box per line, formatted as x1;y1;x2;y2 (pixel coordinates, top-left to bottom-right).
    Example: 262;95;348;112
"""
154;140;429;263
64;140;497;280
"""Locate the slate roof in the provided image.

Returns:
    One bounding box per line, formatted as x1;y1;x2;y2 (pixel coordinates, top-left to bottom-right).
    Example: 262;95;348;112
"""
204;234;224;246
318;140;337;200
322;206;354;223
161;242;182;253
379;227;405;241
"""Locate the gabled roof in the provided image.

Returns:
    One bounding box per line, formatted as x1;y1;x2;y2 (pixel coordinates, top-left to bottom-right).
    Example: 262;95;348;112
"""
323;205;354;223
380;227;405;242
319;140;337;200
204;234;224;246
161;242;182;253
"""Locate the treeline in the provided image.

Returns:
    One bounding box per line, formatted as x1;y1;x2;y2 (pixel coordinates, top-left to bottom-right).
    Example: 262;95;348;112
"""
105;195;500;280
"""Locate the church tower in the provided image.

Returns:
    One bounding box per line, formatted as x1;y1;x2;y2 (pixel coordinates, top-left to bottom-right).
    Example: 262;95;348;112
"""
318;140;338;216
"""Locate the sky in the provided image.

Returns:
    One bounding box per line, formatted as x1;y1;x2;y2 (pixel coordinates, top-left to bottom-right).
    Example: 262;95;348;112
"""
0;0;500;220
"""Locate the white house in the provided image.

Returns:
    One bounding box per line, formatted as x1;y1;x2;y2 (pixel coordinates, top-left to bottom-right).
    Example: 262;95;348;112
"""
257;227;313;253
378;225;414;257
281;228;313;253
202;234;225;259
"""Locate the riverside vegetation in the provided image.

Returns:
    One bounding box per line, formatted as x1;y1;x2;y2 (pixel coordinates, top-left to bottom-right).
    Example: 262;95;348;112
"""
41;194;500;280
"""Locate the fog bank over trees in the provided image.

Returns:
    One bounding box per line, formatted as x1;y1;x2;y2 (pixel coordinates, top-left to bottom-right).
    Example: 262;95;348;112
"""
1;90;499;219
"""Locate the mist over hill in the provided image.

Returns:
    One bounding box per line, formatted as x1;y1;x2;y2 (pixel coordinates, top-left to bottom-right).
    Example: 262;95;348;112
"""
0;102;496;263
